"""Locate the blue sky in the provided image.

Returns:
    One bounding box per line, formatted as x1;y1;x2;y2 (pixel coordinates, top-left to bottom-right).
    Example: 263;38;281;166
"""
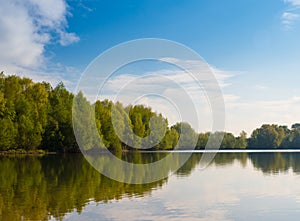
1;0;300;135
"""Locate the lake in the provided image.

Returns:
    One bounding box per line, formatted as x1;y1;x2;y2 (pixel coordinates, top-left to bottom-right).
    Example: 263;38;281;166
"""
1;152;300;220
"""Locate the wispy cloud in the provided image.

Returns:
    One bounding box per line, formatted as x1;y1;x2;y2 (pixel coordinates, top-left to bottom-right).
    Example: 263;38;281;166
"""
282;0;300;29
0;0;80;85
284;0;300;6
159;57;234;89
58;31;80;46
225;96;300;135
97;57;300;135
282;12;299;28
95;59;235;132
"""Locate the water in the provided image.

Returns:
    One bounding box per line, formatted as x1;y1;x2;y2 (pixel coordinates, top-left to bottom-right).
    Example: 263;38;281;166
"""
1;152;300;220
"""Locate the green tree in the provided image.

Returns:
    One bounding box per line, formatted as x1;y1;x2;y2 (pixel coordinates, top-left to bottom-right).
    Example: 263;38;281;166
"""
73;92;96;151
0;117;17;150
95;100;122;151
0;92;6;117
235;131;247;149
221;132;236;149
196;132;209;149
281;126;300;149
15;96;42;150
42;83;77;152
171;122;198;149
157;128;179;150
292;123;300;130
248;124;286;149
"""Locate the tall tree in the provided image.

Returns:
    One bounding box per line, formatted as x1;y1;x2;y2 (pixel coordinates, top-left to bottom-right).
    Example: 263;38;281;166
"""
0;117;17;150
196;132;210;149
73;92;96;151
171;122;198;149
42;83;77;152
236;131;247;149
95;100;122;151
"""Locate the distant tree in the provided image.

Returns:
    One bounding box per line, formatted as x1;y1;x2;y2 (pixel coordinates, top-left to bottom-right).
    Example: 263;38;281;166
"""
221;132;236;149
157;128;179;150
281;125;300;149
248;124;286;149
292;123;300;130
171;122;198;149
196;132;210;149
236;131;247;149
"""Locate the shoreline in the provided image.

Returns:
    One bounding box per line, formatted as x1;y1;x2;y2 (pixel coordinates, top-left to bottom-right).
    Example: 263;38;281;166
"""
2;148;300;156
0;150;57;155
142;149;300;153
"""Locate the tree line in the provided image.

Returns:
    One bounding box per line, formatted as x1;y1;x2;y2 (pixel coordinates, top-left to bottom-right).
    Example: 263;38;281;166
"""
1;73;300;152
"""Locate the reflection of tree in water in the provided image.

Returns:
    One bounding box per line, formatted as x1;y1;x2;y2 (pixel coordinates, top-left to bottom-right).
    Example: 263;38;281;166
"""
249;153;288;174
176;152;300;176
213;153;248;167
176;153;202;176
1;152;300;220
248;153;300;174
0;155;167;221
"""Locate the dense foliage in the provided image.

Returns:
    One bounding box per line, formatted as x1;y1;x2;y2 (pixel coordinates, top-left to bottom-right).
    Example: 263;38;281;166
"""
0;73;76;152
1;73;300;151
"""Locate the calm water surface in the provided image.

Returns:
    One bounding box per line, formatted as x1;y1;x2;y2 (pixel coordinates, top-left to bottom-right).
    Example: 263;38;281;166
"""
1;152;300;220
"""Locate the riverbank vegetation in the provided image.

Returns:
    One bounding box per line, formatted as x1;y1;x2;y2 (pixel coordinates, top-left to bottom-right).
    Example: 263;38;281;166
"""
1;73;300;152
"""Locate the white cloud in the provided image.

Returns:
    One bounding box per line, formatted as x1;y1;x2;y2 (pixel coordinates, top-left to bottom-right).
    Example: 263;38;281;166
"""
0;0;79;85
282;12;299;20
282;0;300;28
159;57;233;89
27;0;67;28
284;0;300;6
281;12;299;28
59;31;80;46
225;96;300;135
0;1;43;68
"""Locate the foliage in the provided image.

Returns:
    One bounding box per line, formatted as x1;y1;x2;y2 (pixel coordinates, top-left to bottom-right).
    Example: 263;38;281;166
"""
171;122;198;149
248;124;287;149
41;82;77;152
1;73;300;151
